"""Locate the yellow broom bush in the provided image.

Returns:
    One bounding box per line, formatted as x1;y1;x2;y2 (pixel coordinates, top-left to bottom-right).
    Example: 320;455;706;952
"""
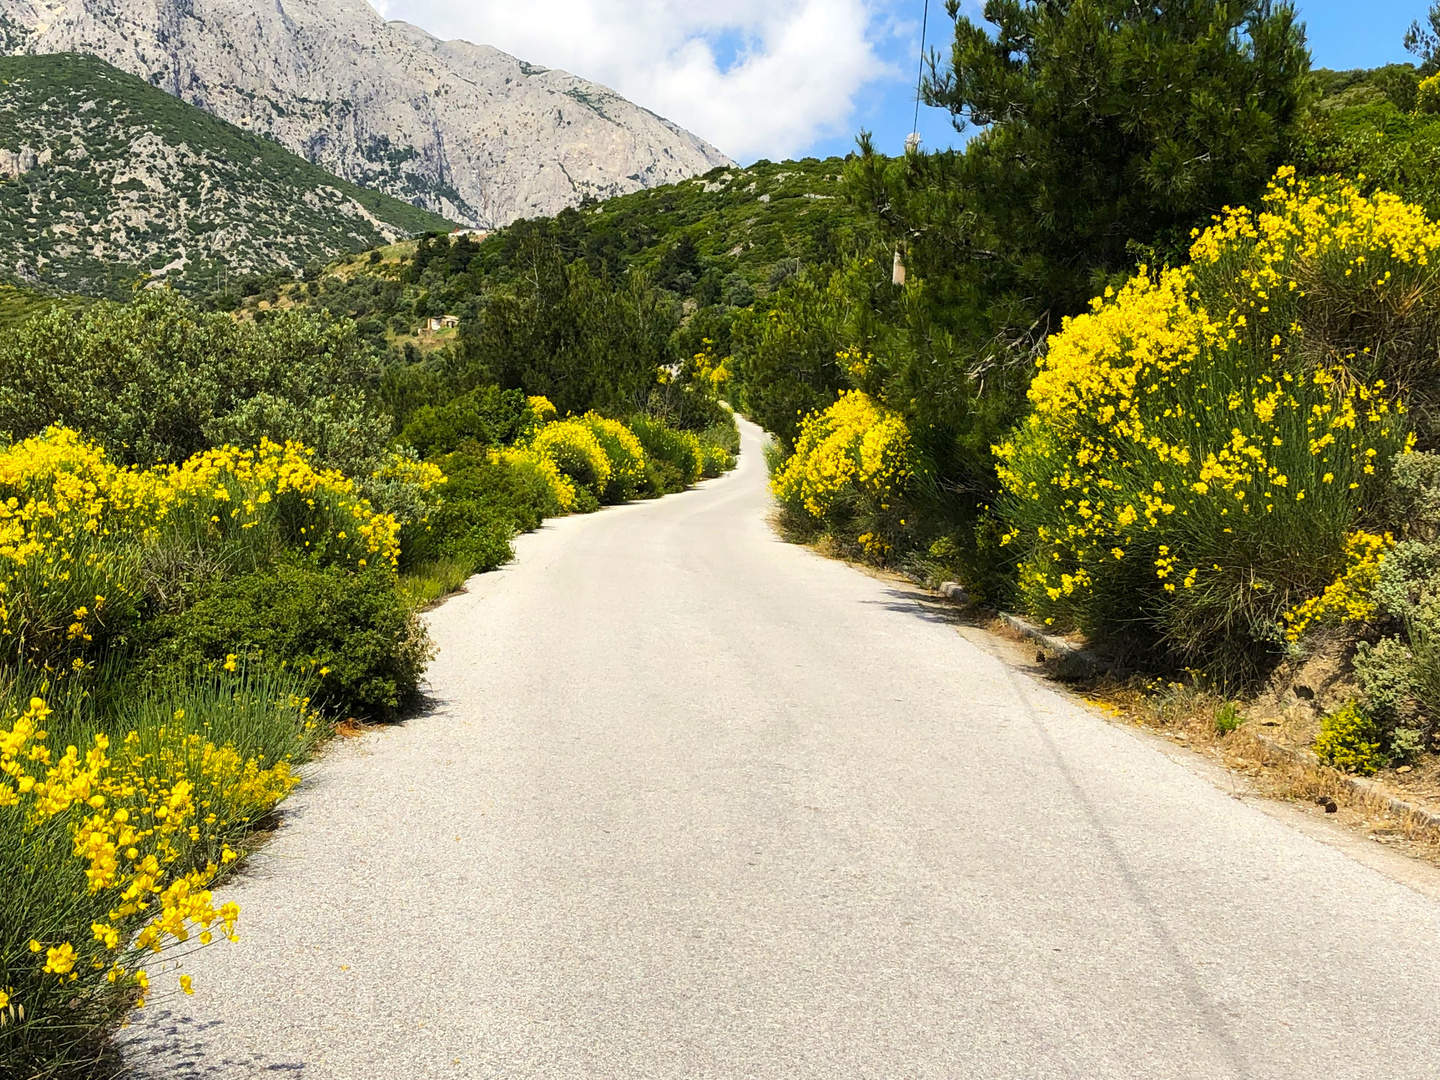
998;167;1433;680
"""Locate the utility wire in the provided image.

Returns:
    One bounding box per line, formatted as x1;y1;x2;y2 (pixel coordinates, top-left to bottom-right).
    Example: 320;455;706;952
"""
912;0;930;139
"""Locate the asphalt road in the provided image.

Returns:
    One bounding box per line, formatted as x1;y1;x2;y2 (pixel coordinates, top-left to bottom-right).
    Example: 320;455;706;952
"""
125;418;1440;1079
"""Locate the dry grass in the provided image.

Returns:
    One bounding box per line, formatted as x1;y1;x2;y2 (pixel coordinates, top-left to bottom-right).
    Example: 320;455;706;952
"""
1080;674;1440;866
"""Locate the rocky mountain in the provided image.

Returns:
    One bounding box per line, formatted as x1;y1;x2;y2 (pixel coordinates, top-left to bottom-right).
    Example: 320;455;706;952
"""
0;52;453;296
0;0;734;228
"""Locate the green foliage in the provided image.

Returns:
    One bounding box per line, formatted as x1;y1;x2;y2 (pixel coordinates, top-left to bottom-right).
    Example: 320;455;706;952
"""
134;561;431;722
0;283;86;331
1351;452;1440;756
398;449;551;578
1406;2;1440;78
1214;701;1242;736
458;158;861;298
1315;702;1384;775
731;269;849;447
460;239;676;417
0;290;389;477
397;385;532;458
1294;99;1440;220
926;0;1309;311
0;53;451;298
628;415;702;491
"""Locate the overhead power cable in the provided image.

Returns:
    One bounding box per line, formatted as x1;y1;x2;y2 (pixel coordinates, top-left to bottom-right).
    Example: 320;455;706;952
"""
910;0;931;148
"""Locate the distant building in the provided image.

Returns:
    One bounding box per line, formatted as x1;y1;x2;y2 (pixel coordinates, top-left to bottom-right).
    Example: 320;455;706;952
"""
428;314;460;331
449;228;490;242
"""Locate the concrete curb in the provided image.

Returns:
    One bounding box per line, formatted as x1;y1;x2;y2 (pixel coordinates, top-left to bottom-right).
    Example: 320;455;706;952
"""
936;582;1116;677
1254;732;1440;834
933;585;1440;835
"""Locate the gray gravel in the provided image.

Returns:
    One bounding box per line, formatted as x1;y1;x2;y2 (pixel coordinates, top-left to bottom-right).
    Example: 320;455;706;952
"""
123;418;1440;1079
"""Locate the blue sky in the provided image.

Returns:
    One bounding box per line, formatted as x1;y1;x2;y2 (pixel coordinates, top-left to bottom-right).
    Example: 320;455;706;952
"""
813;0;1435;162
376;1;1434;164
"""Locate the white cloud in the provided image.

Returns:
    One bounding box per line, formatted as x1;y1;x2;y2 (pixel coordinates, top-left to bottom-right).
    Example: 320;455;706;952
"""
366;0;896;161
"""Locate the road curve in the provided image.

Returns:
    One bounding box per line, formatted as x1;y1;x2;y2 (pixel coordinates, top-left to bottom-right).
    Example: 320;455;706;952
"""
125;418;1440;1079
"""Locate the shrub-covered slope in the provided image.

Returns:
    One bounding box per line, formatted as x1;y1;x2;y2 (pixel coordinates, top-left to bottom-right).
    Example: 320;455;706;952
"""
0;53;454;297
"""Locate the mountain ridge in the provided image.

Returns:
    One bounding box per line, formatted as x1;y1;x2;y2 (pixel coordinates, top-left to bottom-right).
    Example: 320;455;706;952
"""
0;51;454;296
0;0;734;228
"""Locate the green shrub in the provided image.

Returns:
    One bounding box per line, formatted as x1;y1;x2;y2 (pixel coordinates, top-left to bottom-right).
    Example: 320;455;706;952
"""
134;561;431;722
628;414;702;491
1214;701;1242;736
579;413;648;503
397;385;531;458
396;447;565;593
1315;702;1384;775
1347;452;1440;754
0;290;390;477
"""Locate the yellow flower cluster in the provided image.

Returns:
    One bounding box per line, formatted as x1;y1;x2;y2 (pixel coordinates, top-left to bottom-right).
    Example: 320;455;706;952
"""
527;395;559;425
579;413;648;499
158;439;402;566
370;450;446;494
529;418;614;495
997;168;1420;622
0;429;402;670
493;447;579;514
1282;531;1392;641
1;695;296;1010
684;347;731;397
1189;165;1440;272
772;389;914;528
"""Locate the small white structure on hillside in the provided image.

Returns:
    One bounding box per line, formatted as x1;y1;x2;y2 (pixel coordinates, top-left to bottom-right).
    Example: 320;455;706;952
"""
428;314;460;331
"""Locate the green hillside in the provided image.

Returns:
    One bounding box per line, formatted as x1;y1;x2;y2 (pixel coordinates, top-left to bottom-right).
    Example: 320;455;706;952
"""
0;53;454;297
261;156;866;349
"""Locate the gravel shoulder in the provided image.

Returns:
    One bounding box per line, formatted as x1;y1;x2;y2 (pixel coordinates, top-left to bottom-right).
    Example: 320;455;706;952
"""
123;418;1440;1080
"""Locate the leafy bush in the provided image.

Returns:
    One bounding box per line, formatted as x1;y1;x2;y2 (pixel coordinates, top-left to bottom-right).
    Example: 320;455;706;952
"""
493;446;580;516
397;385;532;458
628;414;703;492
1333;451;1440;755
997;169;1428;682
1315;702;1384;775
732;270;848;448
134;561;430;722
1214;701;1242;736
771;390;915;562
529;419;613;501
399;449;558;582
0;291;389;477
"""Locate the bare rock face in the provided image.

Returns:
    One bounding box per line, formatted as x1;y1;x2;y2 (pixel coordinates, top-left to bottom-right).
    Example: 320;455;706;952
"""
0;0;734;227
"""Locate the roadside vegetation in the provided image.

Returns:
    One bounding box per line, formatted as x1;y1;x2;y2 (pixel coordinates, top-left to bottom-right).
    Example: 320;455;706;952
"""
734;1;1440;794
12;0;1440;1068
226;0;1440;788
0;257;734;1075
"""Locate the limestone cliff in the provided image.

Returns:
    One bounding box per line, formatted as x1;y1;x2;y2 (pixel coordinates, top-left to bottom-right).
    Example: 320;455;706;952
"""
0;0;734;227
